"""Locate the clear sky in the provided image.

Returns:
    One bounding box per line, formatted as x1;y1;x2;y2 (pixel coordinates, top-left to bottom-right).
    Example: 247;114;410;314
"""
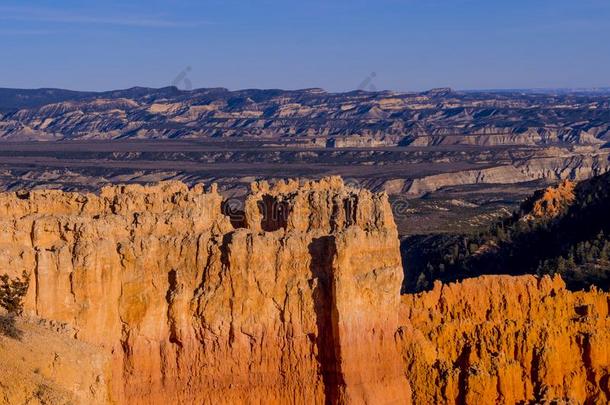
0;0;609;92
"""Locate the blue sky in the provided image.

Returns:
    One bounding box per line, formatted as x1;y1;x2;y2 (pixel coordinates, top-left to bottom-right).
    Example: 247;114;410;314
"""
0;0;609;92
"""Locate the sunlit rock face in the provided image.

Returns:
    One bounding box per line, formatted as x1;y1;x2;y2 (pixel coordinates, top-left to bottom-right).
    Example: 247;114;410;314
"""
400;275;610;404
0;177;410;404
3;177;610;405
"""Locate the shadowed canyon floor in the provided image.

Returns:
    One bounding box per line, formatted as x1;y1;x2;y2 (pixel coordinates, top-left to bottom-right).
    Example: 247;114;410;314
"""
1;178;610;404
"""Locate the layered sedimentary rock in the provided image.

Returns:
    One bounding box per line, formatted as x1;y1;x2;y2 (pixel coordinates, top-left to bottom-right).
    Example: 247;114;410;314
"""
1;86;610;145
0;178;409;404
400;275;610;404
3;178;610;405
405;152;610;196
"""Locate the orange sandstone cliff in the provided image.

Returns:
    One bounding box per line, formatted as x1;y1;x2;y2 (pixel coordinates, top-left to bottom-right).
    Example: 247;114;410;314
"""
1;178;610;404
522;179;576;221
0;178;410;404
400;275;610;404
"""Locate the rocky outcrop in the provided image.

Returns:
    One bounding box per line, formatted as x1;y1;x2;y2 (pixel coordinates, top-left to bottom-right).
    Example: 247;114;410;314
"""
405;152;610;196
399;275;610;404
522;179;576;220
3;178;610;404
0;178;409;404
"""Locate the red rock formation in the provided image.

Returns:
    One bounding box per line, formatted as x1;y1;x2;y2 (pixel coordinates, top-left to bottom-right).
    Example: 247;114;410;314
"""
0;178;409;404
399;275;610;404
523;179;576;221
3;177;610;405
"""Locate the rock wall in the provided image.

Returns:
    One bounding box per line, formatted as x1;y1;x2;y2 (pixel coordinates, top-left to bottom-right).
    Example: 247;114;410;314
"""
0;178;409;404
3;178;610;405
399;275;610;404
405;152;610;196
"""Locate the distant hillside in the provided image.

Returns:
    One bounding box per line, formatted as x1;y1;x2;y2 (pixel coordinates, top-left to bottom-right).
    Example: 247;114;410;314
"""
0;86;609;145
0;86;187;113
0;88;95;113
403;172;610;292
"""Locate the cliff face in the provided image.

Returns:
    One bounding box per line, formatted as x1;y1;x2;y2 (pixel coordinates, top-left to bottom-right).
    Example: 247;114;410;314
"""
405;152;610;196
0;178;409;404
400;275;610;404
3;178;610;405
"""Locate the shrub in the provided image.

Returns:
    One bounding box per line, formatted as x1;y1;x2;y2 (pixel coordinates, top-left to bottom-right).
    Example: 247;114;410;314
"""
0;271;30;316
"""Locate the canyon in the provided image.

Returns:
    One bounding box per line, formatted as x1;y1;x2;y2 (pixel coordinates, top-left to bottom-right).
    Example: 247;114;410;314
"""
0;87;610;206
1;178;610;404
2;87;610;238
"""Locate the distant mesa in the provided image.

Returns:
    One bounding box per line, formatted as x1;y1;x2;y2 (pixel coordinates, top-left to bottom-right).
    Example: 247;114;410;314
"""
1;86;609;147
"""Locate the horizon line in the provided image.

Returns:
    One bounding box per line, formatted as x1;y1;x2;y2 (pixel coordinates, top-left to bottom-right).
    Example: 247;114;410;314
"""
2;84;610;95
